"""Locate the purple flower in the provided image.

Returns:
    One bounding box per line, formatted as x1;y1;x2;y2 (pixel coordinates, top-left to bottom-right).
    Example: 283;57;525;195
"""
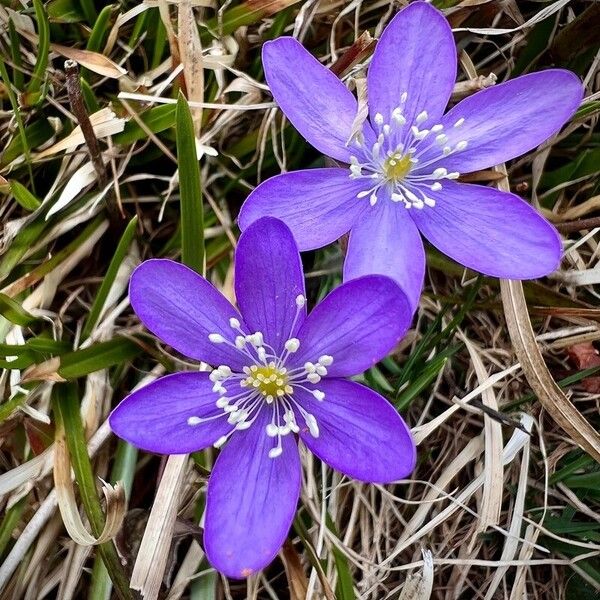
109;217;415;578
238;1;584;311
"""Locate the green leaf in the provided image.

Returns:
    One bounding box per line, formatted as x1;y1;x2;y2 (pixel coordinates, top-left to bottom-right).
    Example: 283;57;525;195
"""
0;118;55;167
176;94;205;274
52;384;132;600
0;293;38;326
58;337;143;379
10;180;41;211
81;216;138;340
27;0;50;99
86;4;113;53
114;103;176;145
47;0;86;22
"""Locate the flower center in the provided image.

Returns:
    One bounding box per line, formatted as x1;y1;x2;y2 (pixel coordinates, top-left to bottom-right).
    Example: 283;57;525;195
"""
383;152;412;182
348;92;468;209
243;364;292;401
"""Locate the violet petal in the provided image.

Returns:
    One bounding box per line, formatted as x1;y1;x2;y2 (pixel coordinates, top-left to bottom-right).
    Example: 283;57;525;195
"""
204;409;301;579
417;70;583;174
344;198;425;313
238;169;369;251
295;378;416;482
291;276;411;377
235;217;306;354
263;37;375;163
109;372;230;454
367;2;456;134
410;180;562;278
130;259;248;370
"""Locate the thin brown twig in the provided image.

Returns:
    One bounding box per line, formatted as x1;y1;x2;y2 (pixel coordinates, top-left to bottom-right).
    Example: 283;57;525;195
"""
64;59;121;226
555;216;600;233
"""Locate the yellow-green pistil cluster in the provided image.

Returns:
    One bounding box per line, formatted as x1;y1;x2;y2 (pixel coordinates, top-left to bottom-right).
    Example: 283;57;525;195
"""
383;152;413;181
242;363;293;403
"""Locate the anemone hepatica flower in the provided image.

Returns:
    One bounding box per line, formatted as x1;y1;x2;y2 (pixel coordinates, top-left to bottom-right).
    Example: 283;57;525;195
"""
110;217;415;578
239;1;584;311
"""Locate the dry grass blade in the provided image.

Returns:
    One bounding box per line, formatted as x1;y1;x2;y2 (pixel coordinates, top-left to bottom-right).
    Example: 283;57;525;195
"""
501;278;600;462
399;549;434;600
498;168;600;463
130;454;189;599
463;338;503;535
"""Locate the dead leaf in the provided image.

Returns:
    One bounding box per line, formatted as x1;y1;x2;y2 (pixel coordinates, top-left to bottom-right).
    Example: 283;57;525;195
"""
52;44;127;78
566;342;600;393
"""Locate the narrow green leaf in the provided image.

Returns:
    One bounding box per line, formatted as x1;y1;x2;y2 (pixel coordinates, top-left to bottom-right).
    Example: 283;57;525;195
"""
58;337;142;379
86;4;112;51
47;0;85;22
0;294;38;327
0;57;35;188
0;117;54;167
325;514;355;600
52;384;133;600
10;180;41;211
114;103;176;145
8;19;24;90
81;216;138;340
0;498;26;560
27;0;50;98
176;94;205;274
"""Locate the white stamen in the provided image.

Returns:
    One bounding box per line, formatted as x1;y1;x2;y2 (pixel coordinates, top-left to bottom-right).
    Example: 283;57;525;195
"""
454;117;465;127
295;294;306;308
208;333;225;344
266;423;279;437
435;134;448;144
369;193;378;207
269;447;283;458
374;112;384;126
318;355;333;366
305;413;320;438
442;146;452;155
416;110;428;124
229;317;240;329
313;390;325;401
400;92;408;103
214;435;228;448
307;373;321;384
433;167;448;179
284;338;300;353
431;124;444;132
448;172;460;179
392;110;406;126
430;182;442;191
424;196;436;207
187;416;202;425
456;140;468;151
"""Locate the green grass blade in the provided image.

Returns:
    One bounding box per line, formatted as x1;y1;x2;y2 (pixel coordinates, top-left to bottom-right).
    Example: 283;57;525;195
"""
81;216;138;340
176;93;205;274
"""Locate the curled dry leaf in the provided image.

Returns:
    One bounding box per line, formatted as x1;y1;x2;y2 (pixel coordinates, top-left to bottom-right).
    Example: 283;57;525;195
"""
281;540;309;600
399;548;434;600
21;357;65;383
566;342;600;393
54;423;126;546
